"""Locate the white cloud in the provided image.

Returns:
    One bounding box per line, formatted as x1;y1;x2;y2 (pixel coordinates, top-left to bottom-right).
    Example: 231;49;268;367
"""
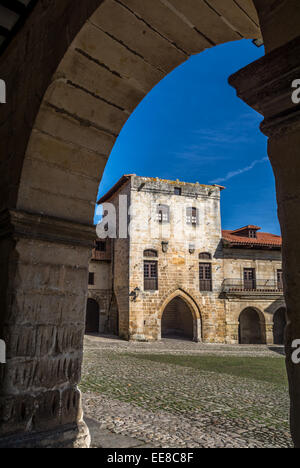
210;157;269;184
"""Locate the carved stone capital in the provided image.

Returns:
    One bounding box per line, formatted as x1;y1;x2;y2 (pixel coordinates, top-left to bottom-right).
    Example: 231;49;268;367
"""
229;35;300;137
0;209;95;248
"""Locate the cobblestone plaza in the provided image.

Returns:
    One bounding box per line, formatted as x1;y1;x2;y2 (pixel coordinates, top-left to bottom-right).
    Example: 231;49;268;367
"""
82;335;291;448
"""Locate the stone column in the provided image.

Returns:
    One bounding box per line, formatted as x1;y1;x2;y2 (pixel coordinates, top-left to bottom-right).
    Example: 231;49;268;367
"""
265;323;274;346
229;36;300;447
225;322;239;345
0;210;95;448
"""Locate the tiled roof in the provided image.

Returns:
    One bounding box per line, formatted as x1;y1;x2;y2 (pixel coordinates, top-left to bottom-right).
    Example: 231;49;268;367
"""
231;225;261;234
222;229;282;249
97;175;134;204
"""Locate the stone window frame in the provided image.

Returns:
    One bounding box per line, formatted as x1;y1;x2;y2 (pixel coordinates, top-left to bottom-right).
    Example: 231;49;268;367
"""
199;252;212;260
144;249;158;258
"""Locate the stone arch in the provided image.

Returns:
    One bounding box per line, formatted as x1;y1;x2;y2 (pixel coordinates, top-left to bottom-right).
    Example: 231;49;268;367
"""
161;297;194;341
85;298;100;334
273;307;287;345
2;0;300;449
13;1;261;224
159;289;202;342
239;307;266;345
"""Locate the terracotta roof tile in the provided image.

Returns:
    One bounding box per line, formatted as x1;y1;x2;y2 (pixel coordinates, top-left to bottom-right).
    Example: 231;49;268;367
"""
222;229;282;248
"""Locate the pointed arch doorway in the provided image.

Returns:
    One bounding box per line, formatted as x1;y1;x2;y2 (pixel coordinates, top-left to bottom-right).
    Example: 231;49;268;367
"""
159;290;202;342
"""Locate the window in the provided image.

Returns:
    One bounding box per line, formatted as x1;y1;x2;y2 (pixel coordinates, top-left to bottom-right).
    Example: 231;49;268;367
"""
243;268;256;290
249;230;257;239
88;272;95;285
157;205;170;223
144;261;158;291
174;187;182;196
186;207;199;226
144;249;158;258
277;269;283;290
199;263;212;291
95;240;106;252
199;252;212;260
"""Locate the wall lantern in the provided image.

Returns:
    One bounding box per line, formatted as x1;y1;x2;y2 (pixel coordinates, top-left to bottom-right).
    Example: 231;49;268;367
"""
189;244;195;254
129;287;141;301
162;241;169;253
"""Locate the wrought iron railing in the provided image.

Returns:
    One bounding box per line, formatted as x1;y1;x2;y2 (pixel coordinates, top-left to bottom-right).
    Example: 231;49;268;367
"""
222;279;283;293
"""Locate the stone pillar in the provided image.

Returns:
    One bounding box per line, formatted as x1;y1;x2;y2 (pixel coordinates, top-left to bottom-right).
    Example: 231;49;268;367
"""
0;210;95;448
225;322;239;345
229;35;300;447
265;323;274;346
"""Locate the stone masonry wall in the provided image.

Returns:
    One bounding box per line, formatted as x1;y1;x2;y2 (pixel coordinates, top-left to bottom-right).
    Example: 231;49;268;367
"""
104;180;131;340
94;177;284;344
223;248;284;344
128;176;226;343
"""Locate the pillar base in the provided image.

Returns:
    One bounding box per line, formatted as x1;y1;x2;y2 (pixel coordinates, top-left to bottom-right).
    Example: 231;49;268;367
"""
0;421;91;449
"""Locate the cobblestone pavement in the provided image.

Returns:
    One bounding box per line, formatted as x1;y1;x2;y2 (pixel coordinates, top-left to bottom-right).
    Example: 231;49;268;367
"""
81;335;292;448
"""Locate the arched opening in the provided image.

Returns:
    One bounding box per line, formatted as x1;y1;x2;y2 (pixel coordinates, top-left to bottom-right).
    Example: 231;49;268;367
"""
239;308;265;345
2;0;300;449
85;298;100;334
161;297;194;341
273;307;287;345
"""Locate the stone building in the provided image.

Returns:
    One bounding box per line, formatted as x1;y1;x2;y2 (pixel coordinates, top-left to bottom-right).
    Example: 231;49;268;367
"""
87;175;285;345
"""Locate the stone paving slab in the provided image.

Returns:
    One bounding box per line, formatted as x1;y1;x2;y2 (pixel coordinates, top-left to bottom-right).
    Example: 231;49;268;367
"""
85;417;153;448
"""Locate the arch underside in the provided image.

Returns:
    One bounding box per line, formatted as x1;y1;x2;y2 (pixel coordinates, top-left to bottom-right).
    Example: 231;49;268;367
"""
159;289;202;342
239;307;266;345
162;296;194;340
15;0;261;224
3;0;300;450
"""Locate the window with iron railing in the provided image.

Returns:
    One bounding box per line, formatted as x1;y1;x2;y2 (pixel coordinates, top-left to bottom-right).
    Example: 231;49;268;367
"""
277;269;283;290
199;263;212;291
144;261;158;291
88;272;95;286
157;205;170;224
249;230;257;239
222;278;283;293
244;268;256;290
95;240;106;252
186;207;199;226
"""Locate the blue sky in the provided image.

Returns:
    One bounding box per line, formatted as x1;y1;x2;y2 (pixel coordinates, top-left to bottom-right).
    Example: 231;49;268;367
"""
96;39;280;235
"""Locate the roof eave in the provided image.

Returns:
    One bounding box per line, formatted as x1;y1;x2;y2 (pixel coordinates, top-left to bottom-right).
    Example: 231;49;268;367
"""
97;175;134;205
